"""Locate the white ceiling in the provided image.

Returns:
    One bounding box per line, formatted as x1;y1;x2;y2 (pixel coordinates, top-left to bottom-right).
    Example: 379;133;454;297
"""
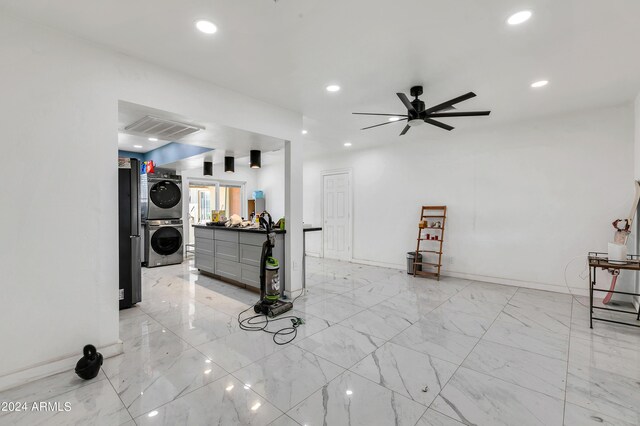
118;101;284;161
117;133;171;154
6;0;640;155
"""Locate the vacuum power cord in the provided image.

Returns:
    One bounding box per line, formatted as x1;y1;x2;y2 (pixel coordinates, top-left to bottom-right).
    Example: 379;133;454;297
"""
237;288;307;345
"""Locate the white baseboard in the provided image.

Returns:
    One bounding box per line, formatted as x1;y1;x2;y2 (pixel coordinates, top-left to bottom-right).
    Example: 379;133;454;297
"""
0;341;123;392
341;257;589;297
284;288;307;299
339;257;584;295
304;252;321;258
350;257;405;270
442;270;589;297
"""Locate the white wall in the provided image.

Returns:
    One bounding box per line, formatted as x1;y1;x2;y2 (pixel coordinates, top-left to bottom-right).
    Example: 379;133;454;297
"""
304;105;634;294
285;140;305;296
0;12;301;386
178;152;287;222
635;93;640;180
634;93;640;306
257;151;286;220
180;163;261;207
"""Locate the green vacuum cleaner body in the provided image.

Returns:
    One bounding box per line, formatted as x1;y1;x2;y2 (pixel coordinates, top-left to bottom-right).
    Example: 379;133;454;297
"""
254;212;293;317
264;256;281;304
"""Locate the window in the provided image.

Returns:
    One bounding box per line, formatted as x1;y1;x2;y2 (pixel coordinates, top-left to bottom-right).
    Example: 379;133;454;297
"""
187;181;246;244
218;184;242;218
199;190;211;221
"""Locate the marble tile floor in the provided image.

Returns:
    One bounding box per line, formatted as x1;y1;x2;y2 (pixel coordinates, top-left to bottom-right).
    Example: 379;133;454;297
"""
2;258;640;425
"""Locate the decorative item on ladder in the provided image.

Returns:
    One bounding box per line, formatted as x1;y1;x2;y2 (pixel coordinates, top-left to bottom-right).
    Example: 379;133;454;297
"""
413;205;447;280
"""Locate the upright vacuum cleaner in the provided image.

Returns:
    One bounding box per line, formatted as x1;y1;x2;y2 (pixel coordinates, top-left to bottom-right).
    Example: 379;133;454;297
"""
254;211;293;317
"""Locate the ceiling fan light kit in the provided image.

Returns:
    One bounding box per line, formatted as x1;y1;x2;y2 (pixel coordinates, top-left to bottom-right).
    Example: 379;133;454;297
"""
353;85;491;136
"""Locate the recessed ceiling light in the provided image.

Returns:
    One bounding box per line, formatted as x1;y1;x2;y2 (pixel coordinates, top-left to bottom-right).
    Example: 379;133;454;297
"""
388;116;402;122
133;145;143;149
531;80;549;88
148;137;158;142
196;20;217;34
148;411;159;418
344;142;352;147
507;10;532;25
302;130;308;135
326;85;341;92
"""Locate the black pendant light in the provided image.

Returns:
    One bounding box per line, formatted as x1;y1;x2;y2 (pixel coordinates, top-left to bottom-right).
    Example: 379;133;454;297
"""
224;156;235;173
250;150;261;169
203;161;213;176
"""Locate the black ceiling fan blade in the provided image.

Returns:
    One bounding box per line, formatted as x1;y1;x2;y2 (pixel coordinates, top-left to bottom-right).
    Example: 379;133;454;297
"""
361;118;408;130
422;92;477;114
352;113;409;117
424;118;454;131
427;111;491;118
399;124;411;136
397;93;417;116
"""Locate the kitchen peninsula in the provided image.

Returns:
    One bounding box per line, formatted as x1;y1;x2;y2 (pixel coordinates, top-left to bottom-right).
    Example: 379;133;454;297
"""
193;225;286;293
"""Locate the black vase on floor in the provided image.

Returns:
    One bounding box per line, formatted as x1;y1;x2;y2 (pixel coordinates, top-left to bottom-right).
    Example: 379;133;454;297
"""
75;344;103;380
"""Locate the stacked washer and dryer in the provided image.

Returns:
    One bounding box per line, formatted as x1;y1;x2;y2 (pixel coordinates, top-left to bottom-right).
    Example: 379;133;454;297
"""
141;170;184;267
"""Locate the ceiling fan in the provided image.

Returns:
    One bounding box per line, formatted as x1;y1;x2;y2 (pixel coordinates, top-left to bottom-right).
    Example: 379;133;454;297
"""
353;86;491;136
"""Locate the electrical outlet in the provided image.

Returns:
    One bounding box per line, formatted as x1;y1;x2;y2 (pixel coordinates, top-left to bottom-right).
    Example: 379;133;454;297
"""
118;289;124;300
293;260;300;271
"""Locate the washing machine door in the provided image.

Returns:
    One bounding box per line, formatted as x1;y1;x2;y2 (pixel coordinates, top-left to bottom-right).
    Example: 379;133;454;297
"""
149;180;181;209
150;226;183;256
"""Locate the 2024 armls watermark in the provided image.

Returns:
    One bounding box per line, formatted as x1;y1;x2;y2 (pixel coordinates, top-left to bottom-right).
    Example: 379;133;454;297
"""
1;401;71;412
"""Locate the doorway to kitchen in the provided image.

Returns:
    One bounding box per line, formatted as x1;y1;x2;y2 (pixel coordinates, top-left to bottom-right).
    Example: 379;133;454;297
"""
322;170;353;261
187;180;244;244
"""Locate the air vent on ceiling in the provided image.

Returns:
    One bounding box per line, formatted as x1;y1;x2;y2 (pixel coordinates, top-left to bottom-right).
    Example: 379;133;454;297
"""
124;115;204;140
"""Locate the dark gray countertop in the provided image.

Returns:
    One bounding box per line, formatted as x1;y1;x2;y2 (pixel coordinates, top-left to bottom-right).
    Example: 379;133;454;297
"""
303;227;322;232
193;224;286;234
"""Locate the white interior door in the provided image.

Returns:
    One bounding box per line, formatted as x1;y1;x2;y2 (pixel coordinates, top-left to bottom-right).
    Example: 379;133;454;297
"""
323;172;351;261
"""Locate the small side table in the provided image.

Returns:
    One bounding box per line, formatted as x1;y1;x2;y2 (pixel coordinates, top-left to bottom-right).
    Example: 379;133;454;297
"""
588;252;640;329
303;227;322;292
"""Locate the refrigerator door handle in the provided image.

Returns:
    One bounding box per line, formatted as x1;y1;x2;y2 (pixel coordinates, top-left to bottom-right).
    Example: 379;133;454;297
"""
130;235;142;304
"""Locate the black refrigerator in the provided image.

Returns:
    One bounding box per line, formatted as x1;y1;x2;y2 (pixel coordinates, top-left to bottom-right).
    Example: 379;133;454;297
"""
118;158;142;309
